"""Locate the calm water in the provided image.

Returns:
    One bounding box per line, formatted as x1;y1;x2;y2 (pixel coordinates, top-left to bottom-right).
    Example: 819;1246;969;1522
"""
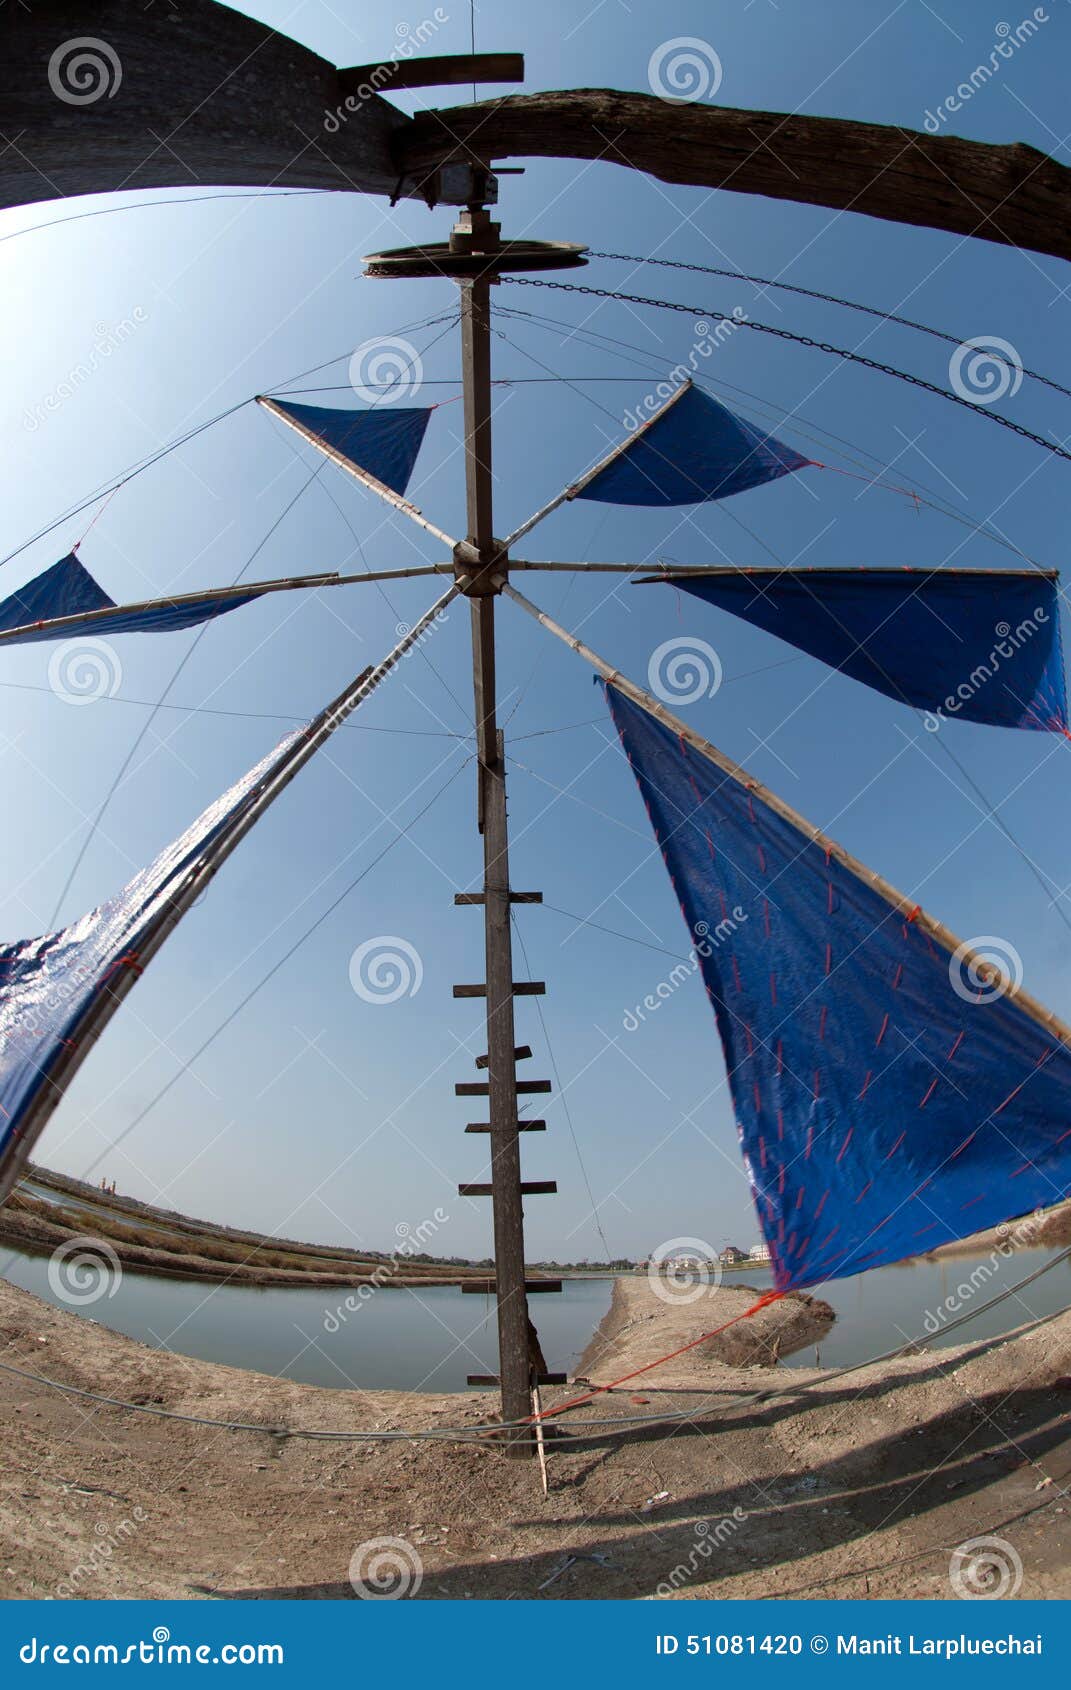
3;1238;1067;1390
0;1246;612;1392
715;1248;1071;1368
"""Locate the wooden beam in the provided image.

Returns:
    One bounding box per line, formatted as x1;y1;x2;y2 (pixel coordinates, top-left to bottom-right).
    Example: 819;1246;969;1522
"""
455;1080;551;1096
0;1;413;210
455;891;543;904
400;91;1071;262
453;982;545;997
467;1373;567;1387
339;54;524;94
476;1045;533;1068
465;1120;546;1132
457;1180;557;1196
461;1279;563;1293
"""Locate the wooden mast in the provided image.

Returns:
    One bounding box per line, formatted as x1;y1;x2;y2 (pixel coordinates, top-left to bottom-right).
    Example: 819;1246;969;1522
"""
364;191;581;1454
455;207;538;1455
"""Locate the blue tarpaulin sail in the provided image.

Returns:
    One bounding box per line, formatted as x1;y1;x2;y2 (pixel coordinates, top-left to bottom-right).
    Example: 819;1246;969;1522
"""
605;681;1071;1290
261;398;432;496
577;384;810;506
0;726;302;1199
0;554;114;632
0;582;262;647
649;566;1068;733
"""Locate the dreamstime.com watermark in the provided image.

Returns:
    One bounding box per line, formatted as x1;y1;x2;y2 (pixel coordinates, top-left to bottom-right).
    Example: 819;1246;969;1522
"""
55;1509;149;1599
18;1630;284;1666
922;608;1048;731
23;311;149;432
949;1535;1024;1599
3;959;94;1054
321;606;450;735
623;317;747;432
648;37;723;102
47;1237;123;1307
348;936;423;1004
648;637;723;705
348;1536;424;1598
948;933;1024;1004
349;336;424;403
324;1210;449;1332
324;14;449;131
623;913;746;1032
948;335;1024;405
393;605;450;653
647;1237;723;1305
48;37;123;105
921;1210;1045;1334
47;639;123;706
923;12;1049;132
655;1508;749;1595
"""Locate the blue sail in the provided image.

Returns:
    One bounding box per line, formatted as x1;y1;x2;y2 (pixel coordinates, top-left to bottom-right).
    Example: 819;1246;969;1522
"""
650;566;1067;732
0;728;301;1196
0;586;261;646
605;682;1071;1290
0;554;114;631
263;399;432;496
577;385;810;506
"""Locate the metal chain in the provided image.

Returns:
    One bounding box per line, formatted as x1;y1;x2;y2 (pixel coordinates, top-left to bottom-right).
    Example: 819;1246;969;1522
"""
589;250;1071;408
500;276;1071;465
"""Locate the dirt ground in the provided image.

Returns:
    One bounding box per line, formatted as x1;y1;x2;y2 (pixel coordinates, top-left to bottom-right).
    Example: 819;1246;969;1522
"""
2;1272;1070;1602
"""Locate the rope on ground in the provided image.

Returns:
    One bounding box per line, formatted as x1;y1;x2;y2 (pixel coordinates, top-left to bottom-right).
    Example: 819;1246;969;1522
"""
524;1290;786;1423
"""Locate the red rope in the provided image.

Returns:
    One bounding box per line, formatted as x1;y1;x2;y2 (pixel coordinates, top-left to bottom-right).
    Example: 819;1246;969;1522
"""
525;1289;786;1424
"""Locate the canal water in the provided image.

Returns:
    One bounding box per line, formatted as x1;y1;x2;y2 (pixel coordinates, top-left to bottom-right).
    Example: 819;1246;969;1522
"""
2;1238;1067;1391
0;1245;613;1392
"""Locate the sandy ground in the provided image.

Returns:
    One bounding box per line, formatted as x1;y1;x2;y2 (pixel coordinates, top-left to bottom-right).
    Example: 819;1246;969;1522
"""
2;1271;1070;1602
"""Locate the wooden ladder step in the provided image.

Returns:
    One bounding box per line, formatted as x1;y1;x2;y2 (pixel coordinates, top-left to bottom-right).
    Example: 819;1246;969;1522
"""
453;982;545;997
455;892;542;905
465;1120;545;1133
475;1044;532;1069
457;1180;557;1197
461;1279;563;1294
455;1079;551;1097
467;1372;567;1388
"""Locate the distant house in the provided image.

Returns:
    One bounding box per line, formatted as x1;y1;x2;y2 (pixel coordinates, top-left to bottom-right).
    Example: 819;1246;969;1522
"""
749;1242;772;1263
718;1245;748;1266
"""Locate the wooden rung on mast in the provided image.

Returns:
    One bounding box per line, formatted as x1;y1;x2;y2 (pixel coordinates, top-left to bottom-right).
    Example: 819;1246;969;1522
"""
467;1373;567;1388
455;1079;551;1097
475;1044;532;1068
465;1120;546;1132
461;1278;563;1294
453;981;545;997
457;1180;557;1197
454;891;543;905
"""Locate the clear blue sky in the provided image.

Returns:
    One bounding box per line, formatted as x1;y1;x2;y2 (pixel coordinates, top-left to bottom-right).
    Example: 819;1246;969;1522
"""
2;0;1071;1263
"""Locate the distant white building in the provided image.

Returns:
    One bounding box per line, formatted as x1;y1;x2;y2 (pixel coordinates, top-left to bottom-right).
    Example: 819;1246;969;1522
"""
749;1242;772;1263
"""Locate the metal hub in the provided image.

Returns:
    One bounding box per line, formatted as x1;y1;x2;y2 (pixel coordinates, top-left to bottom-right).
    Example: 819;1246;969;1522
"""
363;239;587;279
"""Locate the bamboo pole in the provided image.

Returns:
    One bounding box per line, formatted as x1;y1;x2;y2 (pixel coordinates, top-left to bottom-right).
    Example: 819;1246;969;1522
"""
0;566;458;647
